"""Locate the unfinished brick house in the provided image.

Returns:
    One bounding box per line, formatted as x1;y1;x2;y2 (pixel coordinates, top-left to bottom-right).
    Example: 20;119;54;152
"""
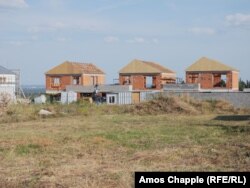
119;59;176;90
45;61;105;94
186;57;239;91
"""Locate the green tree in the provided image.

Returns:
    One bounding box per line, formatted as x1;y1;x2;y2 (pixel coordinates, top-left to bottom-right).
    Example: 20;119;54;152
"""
239;78;246;91
246;80;250;88
220;80;226;87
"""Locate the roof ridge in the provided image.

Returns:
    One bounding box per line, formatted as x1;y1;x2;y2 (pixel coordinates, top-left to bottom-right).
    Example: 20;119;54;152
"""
46;61;105;75
64;61;90;65
200;57;237;70
186;57;239;72
119;59;175;74
143;61;175;73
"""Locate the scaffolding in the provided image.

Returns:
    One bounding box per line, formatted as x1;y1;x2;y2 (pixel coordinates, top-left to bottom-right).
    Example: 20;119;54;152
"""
11;69;26;98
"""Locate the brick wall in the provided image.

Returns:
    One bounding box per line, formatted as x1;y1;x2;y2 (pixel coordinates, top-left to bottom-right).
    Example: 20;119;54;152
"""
232;71;239;90
226;72;232;89
133;75;145;90
97;75;105;85
61;76;72;90
186;73;199;84
119;74;162;90
45;76;50;90
119;76;127;85
161;73;176;84
154;75;161;90
200;73;213;89
82;74;105;86
186;71;237;90
46;74;105;91
46;75;71;91
213;74;221;87
82;75;92;86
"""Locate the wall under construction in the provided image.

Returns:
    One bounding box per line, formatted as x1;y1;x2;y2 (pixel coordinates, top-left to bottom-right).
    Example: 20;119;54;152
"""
186;71;239;91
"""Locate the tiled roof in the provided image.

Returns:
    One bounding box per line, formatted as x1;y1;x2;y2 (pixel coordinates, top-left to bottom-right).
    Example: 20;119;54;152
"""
46;61;105;75
0;65;15;75
119;59;175;74
186;57;239;72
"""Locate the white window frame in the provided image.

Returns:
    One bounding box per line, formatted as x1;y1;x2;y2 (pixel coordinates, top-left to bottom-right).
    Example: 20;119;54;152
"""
52;77;60;86
107;94;117;105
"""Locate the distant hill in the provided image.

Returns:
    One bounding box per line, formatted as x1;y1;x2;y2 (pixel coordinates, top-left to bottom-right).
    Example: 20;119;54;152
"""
22;85;45;97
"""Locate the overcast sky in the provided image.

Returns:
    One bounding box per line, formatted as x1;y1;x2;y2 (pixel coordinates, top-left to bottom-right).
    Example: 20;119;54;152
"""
0;0;250;85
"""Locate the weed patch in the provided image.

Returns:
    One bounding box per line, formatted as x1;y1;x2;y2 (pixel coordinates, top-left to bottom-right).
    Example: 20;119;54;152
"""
15;144;42;155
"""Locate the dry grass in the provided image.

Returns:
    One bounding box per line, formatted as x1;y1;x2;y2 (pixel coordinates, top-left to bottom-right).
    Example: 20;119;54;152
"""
1;95;249;125
121;95;246;115
0;113;249;187
0;96;249;187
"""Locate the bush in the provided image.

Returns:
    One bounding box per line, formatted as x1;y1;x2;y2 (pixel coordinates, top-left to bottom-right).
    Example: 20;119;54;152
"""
0;93;12;108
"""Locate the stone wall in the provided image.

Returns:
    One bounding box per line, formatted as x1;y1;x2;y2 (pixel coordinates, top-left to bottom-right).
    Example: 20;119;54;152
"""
148;91;250;108
186;71;238;90
182;92;250;108
119;74;162;90
163;84;200;92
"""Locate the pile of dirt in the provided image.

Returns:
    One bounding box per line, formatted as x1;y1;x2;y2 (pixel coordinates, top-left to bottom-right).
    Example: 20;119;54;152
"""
127;95;238;115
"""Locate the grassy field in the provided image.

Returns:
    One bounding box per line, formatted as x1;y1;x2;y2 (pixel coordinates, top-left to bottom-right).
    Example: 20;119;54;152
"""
0;112;249;187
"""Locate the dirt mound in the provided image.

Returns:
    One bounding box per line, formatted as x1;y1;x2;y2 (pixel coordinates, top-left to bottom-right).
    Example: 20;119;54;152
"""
128;95;238;115
130;95;199;115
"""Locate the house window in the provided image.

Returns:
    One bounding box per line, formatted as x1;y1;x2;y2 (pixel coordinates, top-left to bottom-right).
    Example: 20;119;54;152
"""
73;76;80;85
109;96;115;103
189;74;199;83
213;73;227;88
107;94;117;104
0;77;6;84
221;75;227;87
52;77;60;86
124;76;130;84
145;76;155;89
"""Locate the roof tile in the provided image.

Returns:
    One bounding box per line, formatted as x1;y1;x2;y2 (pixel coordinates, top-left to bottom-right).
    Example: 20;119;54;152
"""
46;61;105;75
119;59;175;74
186;57;239;72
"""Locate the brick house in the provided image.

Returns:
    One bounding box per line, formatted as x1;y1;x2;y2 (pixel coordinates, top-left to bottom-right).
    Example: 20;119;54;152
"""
119;59;176;90
45;61;105;94
186;57;239;91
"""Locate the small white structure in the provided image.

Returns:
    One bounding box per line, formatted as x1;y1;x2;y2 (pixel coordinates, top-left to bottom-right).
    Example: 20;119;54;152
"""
34;94;46;104
244;88;250;93
106;92;132;105
106;94;117;105
66;84;133;105
61;91;77;104
0;66;16;102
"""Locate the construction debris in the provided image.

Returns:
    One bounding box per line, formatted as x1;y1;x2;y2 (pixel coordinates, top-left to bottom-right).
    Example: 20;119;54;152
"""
38;109;54;116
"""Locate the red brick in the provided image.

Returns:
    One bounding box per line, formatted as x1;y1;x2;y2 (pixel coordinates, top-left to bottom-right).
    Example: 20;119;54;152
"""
186;71;238;90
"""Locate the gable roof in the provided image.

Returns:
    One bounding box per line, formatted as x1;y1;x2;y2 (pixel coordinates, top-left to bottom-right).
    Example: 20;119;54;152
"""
119;59;175;74
186;57;239;72
0;65;15;75
46;61;105;75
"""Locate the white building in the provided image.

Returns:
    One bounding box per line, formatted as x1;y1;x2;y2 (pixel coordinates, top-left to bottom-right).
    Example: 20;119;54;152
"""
0;65;16;102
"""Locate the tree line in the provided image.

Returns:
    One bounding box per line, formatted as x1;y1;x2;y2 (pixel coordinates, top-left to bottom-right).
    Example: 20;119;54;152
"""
239;79;250;91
